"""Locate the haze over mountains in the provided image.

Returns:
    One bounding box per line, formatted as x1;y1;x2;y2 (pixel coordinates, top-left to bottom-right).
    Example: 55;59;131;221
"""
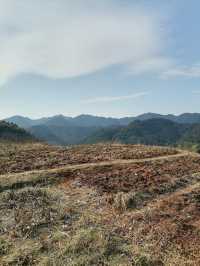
6;113;200;129
4;113;200;149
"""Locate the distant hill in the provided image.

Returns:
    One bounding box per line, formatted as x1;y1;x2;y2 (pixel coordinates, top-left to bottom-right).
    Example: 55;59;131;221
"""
84;126;124;144
28;124;98;145
28;125;63;145
5;113;200;146
135;113;175;121
114;119;188;146
174;113;200;124
6;115;71;128
181;123;200;143
0;121;35;142
6;114;129;128
85;119;189;146
179;123;200;152
84;118;200;151
6;112;200;129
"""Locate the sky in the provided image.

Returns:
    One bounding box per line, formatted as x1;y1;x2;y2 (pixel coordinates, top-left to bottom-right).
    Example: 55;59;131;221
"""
0;0;200;119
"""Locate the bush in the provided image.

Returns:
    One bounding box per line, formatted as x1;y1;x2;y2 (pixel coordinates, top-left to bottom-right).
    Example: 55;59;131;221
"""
112;191;151;212
134;255;164;266
0;238;11;255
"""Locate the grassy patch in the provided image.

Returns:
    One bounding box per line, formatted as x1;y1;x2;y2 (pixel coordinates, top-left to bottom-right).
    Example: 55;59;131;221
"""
0;238;11;256
1;241;42;266
0;188;66;238
111;191;152;212
44;227;134;266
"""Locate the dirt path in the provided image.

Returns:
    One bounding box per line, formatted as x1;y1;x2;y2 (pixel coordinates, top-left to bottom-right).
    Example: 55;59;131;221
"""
130;172;200;216
0;150;196;180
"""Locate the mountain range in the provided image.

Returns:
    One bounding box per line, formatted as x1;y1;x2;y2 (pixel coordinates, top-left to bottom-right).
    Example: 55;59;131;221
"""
6;113;200;128
4;113;200;149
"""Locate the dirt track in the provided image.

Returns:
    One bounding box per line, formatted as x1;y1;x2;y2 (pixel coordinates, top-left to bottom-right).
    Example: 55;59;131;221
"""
0;150;195;179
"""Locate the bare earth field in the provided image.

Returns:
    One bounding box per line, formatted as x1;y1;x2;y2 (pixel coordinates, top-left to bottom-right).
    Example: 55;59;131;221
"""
0;142;200;265
0;143;178;175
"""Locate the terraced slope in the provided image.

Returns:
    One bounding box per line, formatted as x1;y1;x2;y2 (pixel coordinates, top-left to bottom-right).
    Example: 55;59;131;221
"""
0;143;200;265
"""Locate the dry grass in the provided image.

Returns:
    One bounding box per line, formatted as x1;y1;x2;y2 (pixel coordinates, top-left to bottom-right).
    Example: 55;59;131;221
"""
0;142;179;175
1;142;200;265
67;156;200;197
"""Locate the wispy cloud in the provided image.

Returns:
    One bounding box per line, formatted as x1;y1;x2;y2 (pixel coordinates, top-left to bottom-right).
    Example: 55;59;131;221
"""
128;56;174;76
162;63;200;79
81;92;148;104
0;0;167;84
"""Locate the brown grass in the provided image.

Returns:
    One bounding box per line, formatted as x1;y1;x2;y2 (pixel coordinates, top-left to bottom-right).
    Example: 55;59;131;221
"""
0;142;179;175
1;142;200;265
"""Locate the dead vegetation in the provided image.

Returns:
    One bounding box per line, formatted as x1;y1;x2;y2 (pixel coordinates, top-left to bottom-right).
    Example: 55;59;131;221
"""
0;188;66;239
1;142;200;265
115;181;200;265
71;156;200;196
0;142;178;175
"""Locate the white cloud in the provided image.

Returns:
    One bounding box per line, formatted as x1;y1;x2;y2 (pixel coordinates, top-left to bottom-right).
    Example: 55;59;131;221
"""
128;56;174;75
162;63;200;79
81;92;148;104
0;0;167;84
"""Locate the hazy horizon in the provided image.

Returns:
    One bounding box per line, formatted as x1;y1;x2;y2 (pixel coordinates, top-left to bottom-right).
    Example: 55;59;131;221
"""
3;111;200;121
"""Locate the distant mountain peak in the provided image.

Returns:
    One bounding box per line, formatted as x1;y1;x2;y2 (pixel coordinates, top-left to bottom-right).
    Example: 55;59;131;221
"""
5;113;200;146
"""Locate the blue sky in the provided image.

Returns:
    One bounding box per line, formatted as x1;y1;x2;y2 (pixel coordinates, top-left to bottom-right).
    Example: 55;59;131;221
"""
0;0;200;118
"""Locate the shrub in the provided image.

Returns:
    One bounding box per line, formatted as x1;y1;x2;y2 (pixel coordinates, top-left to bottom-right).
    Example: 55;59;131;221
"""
134;255;164;266
112;191;151;212
0;238;11;256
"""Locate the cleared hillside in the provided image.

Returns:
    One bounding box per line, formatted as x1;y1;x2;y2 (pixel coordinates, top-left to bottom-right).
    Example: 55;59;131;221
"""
0;143;200;265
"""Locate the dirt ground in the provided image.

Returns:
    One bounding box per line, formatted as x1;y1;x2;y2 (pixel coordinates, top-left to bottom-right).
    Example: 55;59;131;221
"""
0;142;200;265
0;142;178;175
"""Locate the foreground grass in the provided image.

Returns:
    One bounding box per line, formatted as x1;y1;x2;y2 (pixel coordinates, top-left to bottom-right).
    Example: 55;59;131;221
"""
1;142;200;265
0;187;135;266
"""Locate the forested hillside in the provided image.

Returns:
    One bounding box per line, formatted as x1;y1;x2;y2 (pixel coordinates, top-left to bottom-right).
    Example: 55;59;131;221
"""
85;118;200;151
0;121;35;142
4;116;200;150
